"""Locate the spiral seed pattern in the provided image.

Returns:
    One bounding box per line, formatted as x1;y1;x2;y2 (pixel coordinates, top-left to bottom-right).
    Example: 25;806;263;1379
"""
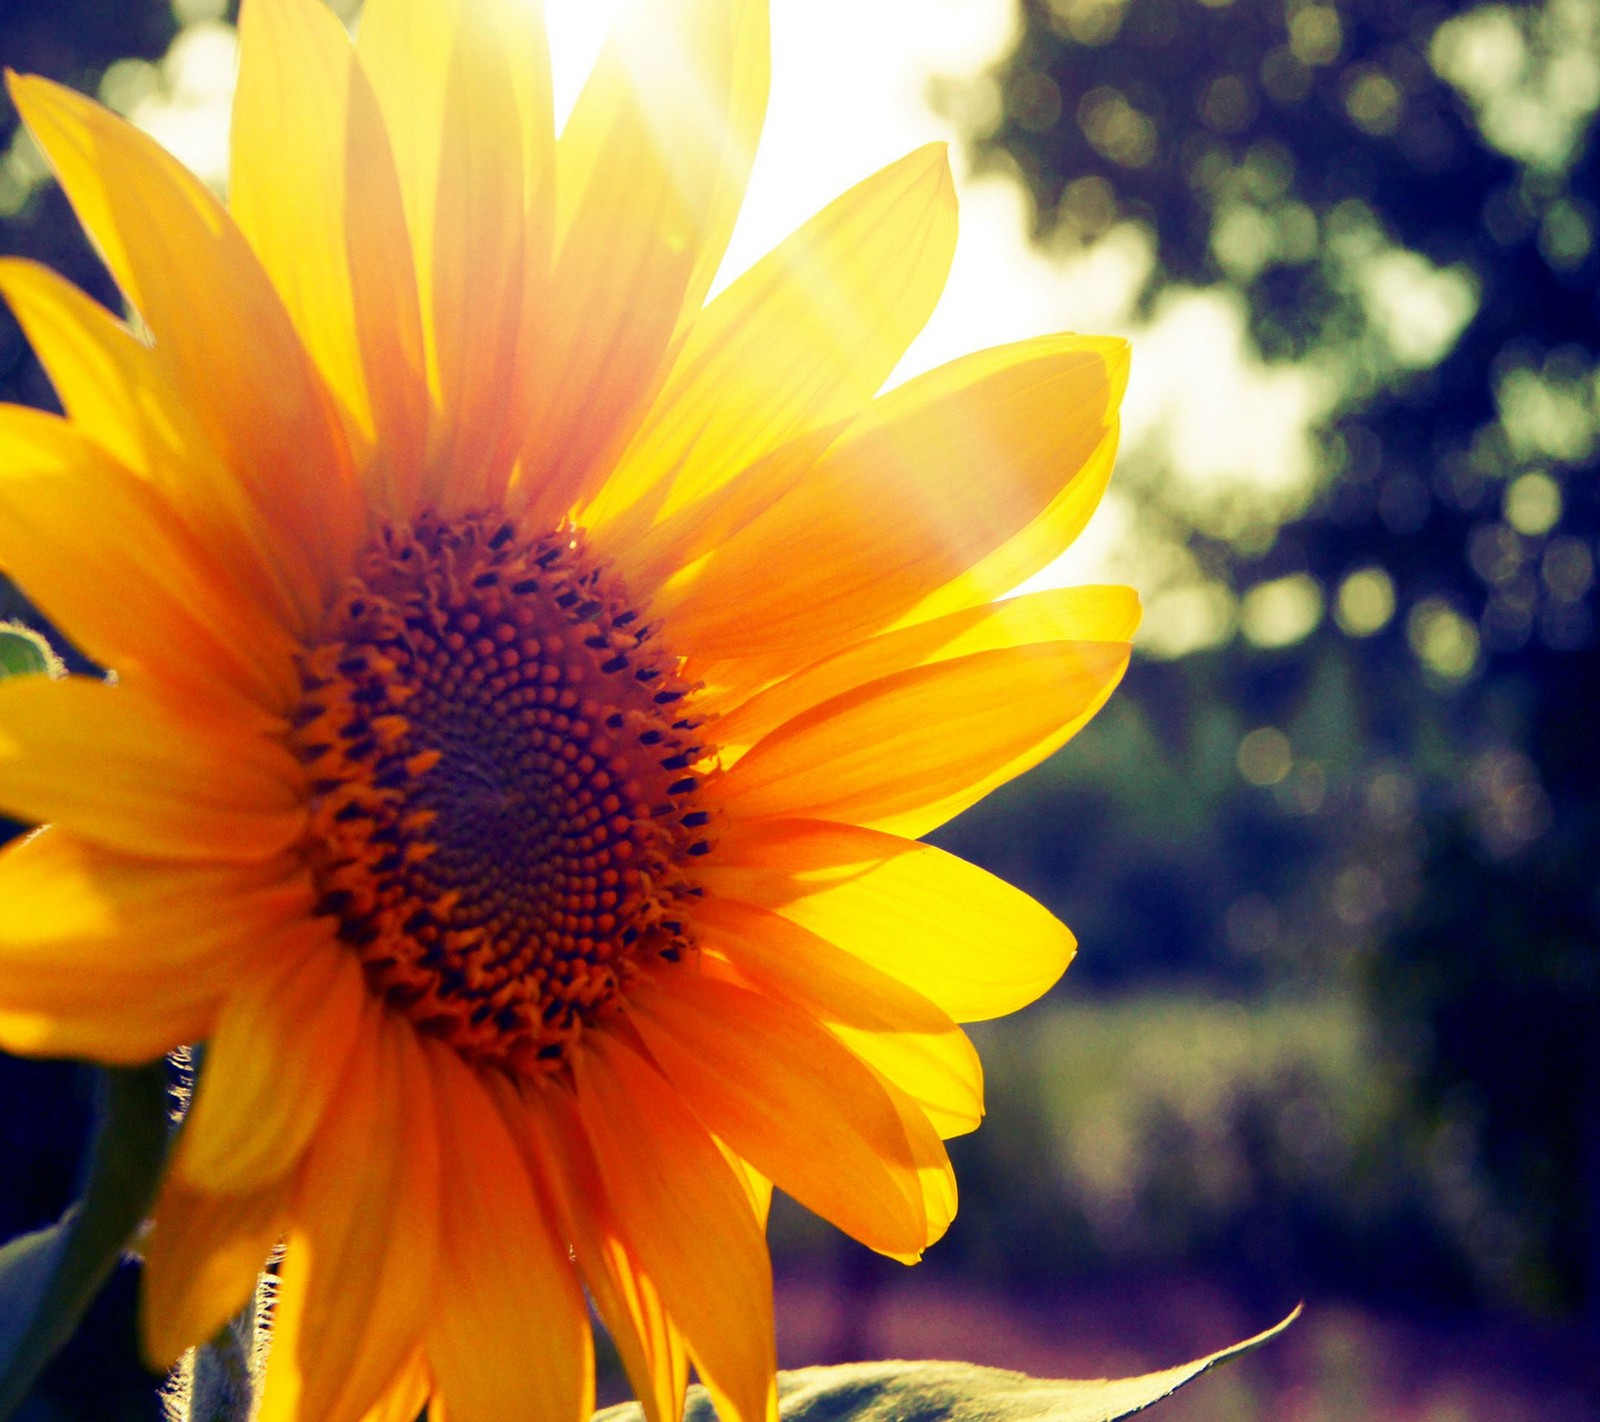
292;512;712;1076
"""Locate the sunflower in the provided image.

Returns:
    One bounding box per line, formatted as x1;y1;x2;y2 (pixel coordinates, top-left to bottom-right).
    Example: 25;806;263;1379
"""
0;0;1134;1418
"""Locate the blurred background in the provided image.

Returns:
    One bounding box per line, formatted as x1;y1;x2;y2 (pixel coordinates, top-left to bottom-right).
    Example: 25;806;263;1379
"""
2;0;1597;1417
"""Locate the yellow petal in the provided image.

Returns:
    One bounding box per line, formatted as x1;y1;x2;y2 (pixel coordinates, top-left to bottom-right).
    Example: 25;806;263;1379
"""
906;397;1123;628
341;49;430;519
174;922;365;1194
423;1048;593;1422
8;73;362;627
629;972;929;1256
232;0;371;447
506;1084;690;1422
516;0;770;524
259;1014;441;1422
232;0;432;512
0;257;176;480
685;969;957;1265
697;896;983;1139
0;828;309;1061
702;819;1076;1022
426;0;549;512
713;583;1142;752
352;1352;433;1422
0;406;299;717
357;0;552;511
714;1142;774;1231
0;1001;211;1065
141;1173;289;1369
716;639;1131;838
589;143;956;554
573;1033;777;1422
603;421;849;606
0;260;329;635
873;1076;958;1259
0;675;306;862
672;0;769;317
659;335;1127;670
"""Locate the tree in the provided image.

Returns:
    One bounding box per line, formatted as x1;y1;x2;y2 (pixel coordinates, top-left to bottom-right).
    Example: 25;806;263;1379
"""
958;0;1599;1314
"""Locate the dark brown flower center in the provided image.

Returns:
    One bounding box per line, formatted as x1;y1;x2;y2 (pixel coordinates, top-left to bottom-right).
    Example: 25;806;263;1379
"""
291;511;712;1076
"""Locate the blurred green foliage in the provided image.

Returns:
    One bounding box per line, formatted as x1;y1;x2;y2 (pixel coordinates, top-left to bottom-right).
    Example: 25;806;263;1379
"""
927;0;1600;1322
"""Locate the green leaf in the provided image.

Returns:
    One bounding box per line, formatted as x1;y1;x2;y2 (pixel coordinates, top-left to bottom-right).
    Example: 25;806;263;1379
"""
596;1308;1299;1422
0;1063;172;1419
0;623;61;680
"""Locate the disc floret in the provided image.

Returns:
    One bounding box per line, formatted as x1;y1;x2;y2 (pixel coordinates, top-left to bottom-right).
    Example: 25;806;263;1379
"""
292;512;713;1077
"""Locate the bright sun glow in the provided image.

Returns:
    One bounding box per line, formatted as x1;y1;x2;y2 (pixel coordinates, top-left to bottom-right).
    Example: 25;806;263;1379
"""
107;0;1338;621
545;0;1052;379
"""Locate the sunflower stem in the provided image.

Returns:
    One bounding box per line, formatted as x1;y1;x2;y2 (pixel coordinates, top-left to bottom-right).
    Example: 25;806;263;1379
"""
189;1294;256;1422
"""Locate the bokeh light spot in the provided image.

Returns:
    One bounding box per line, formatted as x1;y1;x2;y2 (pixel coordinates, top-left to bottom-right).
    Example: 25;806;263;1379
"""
1047;0;1129;47
1238;726;1293;786
1335;566;1397;636
1541;535;1595;600
1078;86;1159;168
1407;598;1482;682
1289;5;1342;67
1200;74;1257;133
1240;573;1324;648
1140;582;1237;659
1010;69;1064;134
1538;197;1595;269
1344;67;1404;136
1504;470;1563;536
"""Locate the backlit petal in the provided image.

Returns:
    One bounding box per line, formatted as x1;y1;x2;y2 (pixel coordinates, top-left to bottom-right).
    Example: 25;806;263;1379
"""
141;1173;289;1369
874;1076;958;1258
424;1048;592;1422
174;921;365;1193
0;406;299;716
232;0;371;446
697;896;983;1138
8;73;361;627
504;1084;690;1422
907;398;1124;628
516;0;770;524
714;1142;774;1230
0;259;332;636
712;584;1141;752
0;257;179;480
702;819;1077;1022
0;828;305;1062
717;640;1131;837
590;143;956;557
357;0;553;511
0;676;306;862
230;0;431;515
659;335;1127;671
573;1034;777;1422
353;1352;432;1422
630;972;930;1255
258;1014;440;1422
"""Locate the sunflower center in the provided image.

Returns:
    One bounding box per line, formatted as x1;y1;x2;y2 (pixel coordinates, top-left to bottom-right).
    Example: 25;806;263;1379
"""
291;512;712;1077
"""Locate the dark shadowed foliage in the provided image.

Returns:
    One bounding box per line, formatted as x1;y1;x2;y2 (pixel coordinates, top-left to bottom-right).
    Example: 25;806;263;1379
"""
928;0;1598;1323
